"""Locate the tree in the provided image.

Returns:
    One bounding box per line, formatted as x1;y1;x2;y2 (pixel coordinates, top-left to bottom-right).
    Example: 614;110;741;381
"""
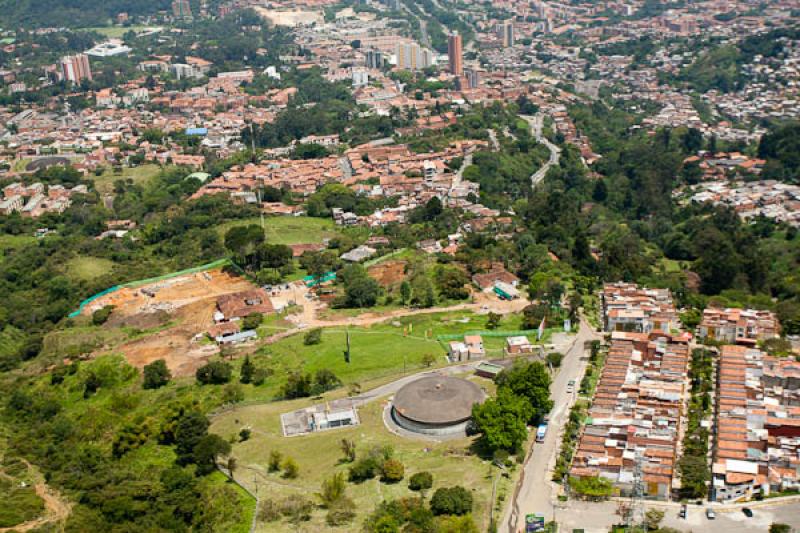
421;353;436;367
408;471;433;492
282;371;312;398
240;356;255;384
342;272;380;308
340;438;356;463
239;428;251;442
400;281;411;304
770;524;792;533
486;312;501;330
196;361;232;385
174;411;211;465
495;361;554;423
143;359;171;389
312;369;342;395
304;328;322;345
241;312;263;330
429;486;473;516
282;456;299;478
471;387;533;453
381;459;405;483
546;352;563;368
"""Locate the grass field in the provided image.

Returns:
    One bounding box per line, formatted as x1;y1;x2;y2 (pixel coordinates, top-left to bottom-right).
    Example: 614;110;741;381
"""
246;310;541;401
66;256;116;281
216;216;340;246
90;164;163;195
210;372;510;533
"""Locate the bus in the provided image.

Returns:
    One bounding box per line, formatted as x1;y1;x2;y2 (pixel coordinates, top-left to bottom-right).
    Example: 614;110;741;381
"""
535;423;547;443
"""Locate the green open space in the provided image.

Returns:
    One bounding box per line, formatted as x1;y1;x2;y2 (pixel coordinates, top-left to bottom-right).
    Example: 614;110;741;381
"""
210;380;508;533
90;164;163;195
216;216;340;246
65;256;116;281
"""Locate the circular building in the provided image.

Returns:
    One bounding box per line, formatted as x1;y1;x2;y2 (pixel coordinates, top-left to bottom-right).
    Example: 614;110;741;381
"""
392;376;485;436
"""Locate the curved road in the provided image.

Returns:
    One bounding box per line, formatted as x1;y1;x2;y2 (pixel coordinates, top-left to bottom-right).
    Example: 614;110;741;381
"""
522;113;561;188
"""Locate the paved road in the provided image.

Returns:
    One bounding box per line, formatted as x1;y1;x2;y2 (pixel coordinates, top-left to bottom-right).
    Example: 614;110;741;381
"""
555;499;800;532
504;317;601;532
521;113;561;188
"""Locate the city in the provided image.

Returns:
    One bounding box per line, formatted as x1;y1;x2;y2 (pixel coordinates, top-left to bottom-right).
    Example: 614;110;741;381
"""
0;0;798;532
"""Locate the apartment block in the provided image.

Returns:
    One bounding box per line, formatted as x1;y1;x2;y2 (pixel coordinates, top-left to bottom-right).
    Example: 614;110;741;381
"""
571;333;690;499
713;345;800;502
601;282;678;334
698;307;780;345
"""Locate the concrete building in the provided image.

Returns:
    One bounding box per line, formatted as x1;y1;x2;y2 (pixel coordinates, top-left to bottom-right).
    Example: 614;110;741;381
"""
713;345;800;502
395;42;433;71
365;49;384;69
698;307;780;345
60;54;92;84
392;376;485;436
448;32;463;76
601;283;678;334
497;21;515;47
571;333;690;499
172;0;192;19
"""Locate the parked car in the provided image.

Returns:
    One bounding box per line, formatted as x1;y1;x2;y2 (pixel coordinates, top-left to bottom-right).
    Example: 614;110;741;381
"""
706;508;716;520
679;504;687;519
742;507;753;517
566;380;575;393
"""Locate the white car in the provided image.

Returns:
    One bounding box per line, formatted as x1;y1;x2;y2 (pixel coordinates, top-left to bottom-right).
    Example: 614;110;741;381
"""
566;380;575;393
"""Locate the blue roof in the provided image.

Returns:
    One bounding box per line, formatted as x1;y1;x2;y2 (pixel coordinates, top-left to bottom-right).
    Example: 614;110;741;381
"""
185;127;208;136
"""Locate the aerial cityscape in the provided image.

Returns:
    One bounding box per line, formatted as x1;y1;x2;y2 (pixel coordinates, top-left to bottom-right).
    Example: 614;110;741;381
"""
0;0;798;532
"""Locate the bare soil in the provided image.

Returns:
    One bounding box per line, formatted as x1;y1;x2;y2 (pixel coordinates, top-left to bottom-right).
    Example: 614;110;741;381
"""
367;260;407;287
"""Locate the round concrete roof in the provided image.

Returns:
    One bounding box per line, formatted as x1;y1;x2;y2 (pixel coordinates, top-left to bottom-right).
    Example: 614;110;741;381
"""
393;376;485;425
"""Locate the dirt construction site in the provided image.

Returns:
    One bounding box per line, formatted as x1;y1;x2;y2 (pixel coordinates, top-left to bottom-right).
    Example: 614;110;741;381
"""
85;270;256;377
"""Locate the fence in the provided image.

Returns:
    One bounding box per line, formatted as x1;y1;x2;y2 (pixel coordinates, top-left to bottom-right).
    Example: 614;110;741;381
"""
68;258;232;318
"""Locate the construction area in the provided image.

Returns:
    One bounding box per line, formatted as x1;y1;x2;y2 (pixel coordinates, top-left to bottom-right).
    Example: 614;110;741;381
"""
82;269;259;377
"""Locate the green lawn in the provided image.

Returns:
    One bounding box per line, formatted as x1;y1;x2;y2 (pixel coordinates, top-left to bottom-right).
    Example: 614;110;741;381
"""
247;310;540;400
210;374;509;533
66;256;116;281
216;216;340;246
90;164;163;195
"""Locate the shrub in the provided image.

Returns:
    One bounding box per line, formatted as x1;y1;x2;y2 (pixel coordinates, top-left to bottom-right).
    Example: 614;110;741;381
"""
326;496;356;526
258;499;280;522
196;361;232;385
252;367;270;386
143;359;171;389
279;494;312;523
304;328;322;345
429;486;473;516
268;450;282;472
408;471;433;491
318;472;348;508
222;383;244;403
381;458;405;483
282;456;299;479
348;456;380;482
239;428;251;442
92;305;114;326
